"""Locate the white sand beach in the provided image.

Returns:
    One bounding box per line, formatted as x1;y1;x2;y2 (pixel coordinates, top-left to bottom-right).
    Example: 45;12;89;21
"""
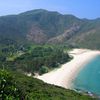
36;49;100;89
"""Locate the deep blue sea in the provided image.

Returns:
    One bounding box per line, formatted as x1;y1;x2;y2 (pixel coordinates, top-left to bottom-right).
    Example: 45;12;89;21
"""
72;55;100;96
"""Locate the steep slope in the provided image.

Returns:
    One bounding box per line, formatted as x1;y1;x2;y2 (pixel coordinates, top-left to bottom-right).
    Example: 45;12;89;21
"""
0;69;95;100
0;9;100;49
47;24;80;44
0;9;82;45
67;19;100;49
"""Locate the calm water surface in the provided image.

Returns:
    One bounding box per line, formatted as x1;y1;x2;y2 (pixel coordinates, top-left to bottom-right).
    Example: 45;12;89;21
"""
72;55;100;95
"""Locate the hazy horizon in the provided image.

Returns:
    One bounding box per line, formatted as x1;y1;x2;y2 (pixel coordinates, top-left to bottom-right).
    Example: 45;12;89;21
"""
0;0;100;19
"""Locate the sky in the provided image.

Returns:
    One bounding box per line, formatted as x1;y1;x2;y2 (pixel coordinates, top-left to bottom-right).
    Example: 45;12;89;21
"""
0;0;100;19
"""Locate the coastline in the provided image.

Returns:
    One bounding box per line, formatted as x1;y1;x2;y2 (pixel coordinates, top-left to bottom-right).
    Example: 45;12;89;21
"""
36;49;100;89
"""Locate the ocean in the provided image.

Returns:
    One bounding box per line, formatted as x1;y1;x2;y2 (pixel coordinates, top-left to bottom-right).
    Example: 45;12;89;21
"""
72;55;100;96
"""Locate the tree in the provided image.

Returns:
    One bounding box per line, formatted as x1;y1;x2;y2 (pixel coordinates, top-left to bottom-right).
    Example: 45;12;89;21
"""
39;66;49;74
0;70;20;100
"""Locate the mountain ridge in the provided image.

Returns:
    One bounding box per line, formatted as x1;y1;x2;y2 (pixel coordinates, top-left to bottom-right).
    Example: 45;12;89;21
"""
0;9;100;49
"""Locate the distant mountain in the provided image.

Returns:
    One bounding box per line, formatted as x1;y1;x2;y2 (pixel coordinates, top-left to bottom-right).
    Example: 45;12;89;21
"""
0;9;100;49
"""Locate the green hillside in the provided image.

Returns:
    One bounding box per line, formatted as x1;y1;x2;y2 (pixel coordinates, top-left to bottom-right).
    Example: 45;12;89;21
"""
0;9;100;99
0;9;100;49
0;9;81;44
0;69;95;100
68;19;100;49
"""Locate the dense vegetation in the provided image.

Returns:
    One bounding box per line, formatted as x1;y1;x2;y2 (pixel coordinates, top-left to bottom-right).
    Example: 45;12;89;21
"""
0;69;95;100
0;70;20;99
0;44;71;75
0;9;100;100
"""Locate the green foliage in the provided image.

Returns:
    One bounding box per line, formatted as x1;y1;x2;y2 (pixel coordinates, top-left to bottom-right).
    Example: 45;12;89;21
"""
0;70;20;100
0;69;96;100
0;9;99;100
39;66;49;74
3;45;71;75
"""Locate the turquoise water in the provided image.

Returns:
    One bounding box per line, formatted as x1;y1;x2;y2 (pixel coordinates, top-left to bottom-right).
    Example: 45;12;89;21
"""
72;55;100;96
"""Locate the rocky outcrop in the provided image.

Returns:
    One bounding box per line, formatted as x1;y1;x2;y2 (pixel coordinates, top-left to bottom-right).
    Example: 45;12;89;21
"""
27;25;47;44
47;24;80;44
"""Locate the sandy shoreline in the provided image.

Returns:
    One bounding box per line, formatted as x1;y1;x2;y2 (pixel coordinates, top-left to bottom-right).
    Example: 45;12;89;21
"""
36;49;100;89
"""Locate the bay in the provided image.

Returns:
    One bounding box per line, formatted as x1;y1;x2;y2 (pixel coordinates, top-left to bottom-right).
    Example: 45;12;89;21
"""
72;55;100;96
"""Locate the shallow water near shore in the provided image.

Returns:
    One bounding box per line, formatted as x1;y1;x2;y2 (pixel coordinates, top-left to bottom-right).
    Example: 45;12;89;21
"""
72;55;100;96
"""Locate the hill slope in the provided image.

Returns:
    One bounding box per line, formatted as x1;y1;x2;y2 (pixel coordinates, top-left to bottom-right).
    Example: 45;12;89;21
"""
0;69;95;100
0;9;100;49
